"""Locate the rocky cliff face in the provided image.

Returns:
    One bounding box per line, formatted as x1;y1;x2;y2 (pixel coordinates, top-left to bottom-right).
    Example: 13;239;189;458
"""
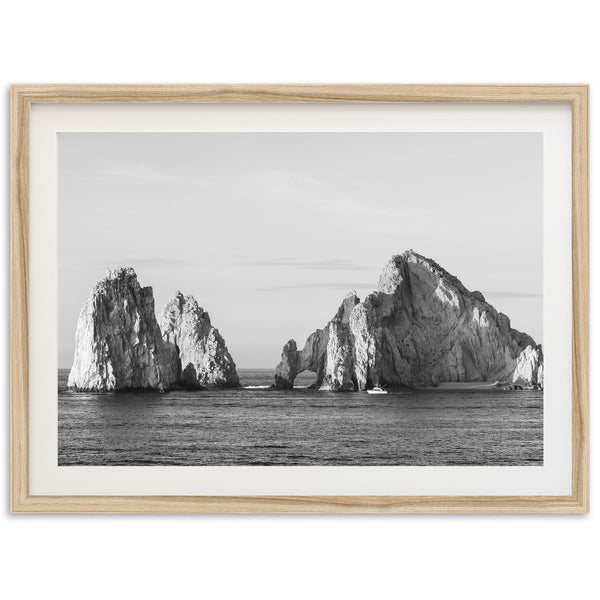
160;293;239;388
68;270;240;392
274;250;544;391
67;268;179;391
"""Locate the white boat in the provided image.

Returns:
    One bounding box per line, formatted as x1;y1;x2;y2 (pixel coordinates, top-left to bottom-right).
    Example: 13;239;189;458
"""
367;387;388;395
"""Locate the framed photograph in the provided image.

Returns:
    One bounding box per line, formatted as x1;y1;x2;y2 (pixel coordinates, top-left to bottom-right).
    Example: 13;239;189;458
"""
11;85;589;513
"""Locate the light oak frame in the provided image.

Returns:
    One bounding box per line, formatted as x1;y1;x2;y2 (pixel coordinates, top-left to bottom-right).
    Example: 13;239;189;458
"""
10;85;589;513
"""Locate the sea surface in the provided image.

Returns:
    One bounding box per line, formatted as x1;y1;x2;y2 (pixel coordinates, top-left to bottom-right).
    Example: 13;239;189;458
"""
58;368;543;466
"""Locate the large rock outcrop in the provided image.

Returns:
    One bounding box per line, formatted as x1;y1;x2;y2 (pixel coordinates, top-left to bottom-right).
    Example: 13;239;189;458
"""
67;268;179;391
160;292;239;388
274;250;544;391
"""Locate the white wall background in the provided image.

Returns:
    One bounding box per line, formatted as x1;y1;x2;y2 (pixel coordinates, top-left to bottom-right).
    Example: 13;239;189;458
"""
1;1;596;599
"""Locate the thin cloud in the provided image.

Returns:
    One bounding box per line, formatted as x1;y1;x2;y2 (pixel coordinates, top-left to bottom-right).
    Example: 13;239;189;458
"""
61;258;207;272
66;163;176;183
64;257;375;272
257;281;375;292
225;170;406;218
67;160;407;219
483;291;542;298
235;258;372;271
118;258;205;268
258;285;543;296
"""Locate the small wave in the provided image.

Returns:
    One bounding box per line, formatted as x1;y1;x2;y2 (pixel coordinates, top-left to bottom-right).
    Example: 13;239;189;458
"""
242;385;271;389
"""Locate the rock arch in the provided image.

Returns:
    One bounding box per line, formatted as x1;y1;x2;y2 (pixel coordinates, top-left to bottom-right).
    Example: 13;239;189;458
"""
274;292;360;391
273;251;544;391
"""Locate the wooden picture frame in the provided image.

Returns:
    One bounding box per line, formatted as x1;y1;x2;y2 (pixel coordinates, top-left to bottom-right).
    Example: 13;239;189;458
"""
11;84;589;513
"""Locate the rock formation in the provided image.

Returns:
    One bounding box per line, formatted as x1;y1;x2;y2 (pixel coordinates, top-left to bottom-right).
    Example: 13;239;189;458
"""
68;270;241;392
274;250;544;391
160;292;239;388
67;268;179;391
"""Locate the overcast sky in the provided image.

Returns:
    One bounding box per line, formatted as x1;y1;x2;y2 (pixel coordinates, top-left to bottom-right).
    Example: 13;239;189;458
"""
59;132;543;368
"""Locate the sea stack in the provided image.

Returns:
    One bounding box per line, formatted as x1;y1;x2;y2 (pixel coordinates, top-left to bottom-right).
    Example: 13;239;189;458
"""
67;268;179;391
274;250;544;391
160;292;239;388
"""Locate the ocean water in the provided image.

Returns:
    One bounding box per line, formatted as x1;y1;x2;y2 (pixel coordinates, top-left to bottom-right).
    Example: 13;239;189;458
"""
58;368;543;466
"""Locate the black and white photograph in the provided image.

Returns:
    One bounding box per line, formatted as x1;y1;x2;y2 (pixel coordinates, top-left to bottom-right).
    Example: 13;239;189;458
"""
58;131;544;467
4;0;597;596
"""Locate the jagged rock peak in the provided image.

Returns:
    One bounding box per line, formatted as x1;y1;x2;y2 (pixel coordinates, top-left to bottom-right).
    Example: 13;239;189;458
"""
160;293;239;389
336;291;360;322
164;291;211;327
378;250;475;299
275;250;544;391
67;268;179;392
104;265;137;279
